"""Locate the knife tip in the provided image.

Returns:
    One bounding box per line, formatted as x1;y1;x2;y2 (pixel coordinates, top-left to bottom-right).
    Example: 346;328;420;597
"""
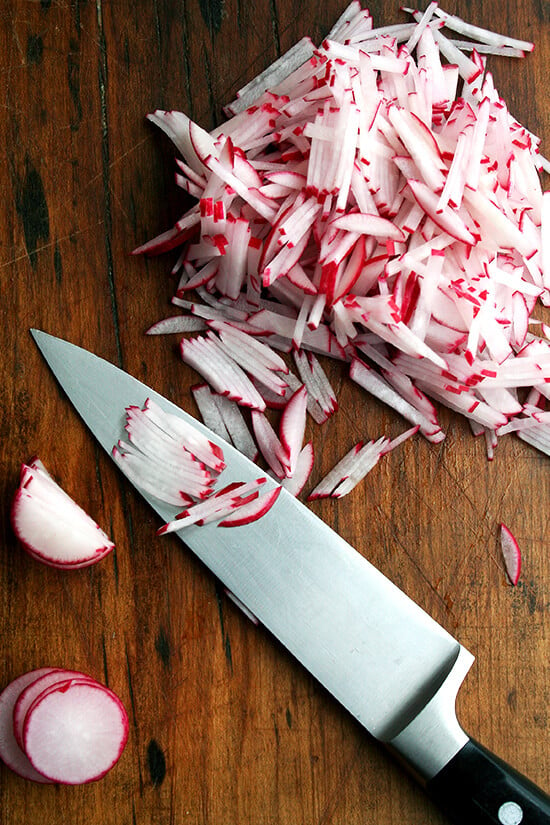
30;328;52;348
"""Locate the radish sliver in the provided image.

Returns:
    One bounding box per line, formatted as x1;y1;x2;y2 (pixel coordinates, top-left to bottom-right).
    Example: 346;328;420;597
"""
500;523;522;585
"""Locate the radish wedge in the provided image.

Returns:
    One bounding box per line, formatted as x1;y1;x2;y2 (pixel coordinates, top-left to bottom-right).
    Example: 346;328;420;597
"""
0;668;57;782
23;679;128;785
500;523;522;585
11;460;114;570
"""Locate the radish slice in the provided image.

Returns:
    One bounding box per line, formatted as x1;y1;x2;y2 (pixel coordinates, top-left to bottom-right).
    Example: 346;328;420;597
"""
23;679;128;784
11;461;114;569
0;669;127;784
308;442;365;500
223;589;260;624
500;523;522;585
0;668;57;782
329;437;389;498
13;669;97;751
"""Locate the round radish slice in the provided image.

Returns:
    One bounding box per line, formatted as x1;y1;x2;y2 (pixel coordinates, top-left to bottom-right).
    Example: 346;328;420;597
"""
23;680;129;785
13;669;97;751
11;460;114;569
0;668;57;782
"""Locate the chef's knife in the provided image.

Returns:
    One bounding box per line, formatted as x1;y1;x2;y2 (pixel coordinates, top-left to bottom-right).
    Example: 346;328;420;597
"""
31;329;549;825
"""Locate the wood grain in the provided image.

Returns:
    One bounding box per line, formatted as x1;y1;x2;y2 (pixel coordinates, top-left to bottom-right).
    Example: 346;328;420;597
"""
0;2;548;823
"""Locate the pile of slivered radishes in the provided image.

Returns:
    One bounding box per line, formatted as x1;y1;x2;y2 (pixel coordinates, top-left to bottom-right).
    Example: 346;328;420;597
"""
136;2;550;492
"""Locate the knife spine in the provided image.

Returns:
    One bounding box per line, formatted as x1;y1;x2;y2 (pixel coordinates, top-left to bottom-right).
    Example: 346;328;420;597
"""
388;645;474;782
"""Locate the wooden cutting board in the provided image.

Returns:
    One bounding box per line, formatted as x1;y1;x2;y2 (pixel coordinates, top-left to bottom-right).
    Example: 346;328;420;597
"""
1;2;548;823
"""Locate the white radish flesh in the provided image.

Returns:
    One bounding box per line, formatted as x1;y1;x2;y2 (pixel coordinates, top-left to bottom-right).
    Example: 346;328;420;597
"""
23;680;129;785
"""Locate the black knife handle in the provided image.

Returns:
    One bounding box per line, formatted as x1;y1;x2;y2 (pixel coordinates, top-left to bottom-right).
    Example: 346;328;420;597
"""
426;738;550;825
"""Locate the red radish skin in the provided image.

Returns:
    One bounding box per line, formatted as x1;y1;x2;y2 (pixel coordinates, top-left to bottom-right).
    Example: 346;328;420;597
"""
500;523;522;585
23;680;129;785
0;668;57;783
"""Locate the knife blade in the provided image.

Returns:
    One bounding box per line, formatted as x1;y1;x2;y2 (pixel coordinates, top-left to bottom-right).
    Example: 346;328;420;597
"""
31;329;550;825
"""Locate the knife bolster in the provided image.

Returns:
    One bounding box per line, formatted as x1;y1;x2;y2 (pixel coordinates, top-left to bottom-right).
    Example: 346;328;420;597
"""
387;645;474;782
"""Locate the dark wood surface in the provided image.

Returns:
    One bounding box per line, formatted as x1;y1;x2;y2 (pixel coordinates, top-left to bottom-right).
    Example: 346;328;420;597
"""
1;2;548;823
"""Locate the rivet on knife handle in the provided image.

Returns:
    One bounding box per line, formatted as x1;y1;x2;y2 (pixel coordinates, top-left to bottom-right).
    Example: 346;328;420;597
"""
427;738;550;825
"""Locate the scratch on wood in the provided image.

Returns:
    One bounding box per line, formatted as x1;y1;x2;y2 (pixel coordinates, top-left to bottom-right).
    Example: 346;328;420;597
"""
179;5;194;116
269;0;281;56
95;0;123;366
381;512;458;616
101;632;110;685
215;584;233;672
53;240;62;284
67;41;82;132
